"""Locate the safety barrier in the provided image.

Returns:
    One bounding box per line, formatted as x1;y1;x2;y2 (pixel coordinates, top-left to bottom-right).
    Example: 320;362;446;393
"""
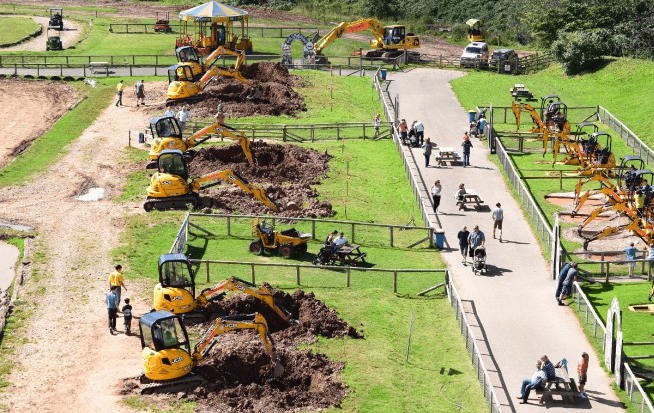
624;363;654;413
446;271;505;413
571;282;607;352
108;24;320;38
169;212;190;254
599;106;654;167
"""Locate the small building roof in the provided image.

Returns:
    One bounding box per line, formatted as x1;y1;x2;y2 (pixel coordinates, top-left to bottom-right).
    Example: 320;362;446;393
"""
179;1;248;22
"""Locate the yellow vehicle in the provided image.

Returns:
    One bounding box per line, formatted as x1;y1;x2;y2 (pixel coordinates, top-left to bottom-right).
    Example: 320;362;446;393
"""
466;19;484;42
139;311;283;394
146;116;256;168
313;18;420;63
176;5;251;56
152;253;295;323
175;45;246;80
143;149;278;212
512;101;547;134
554;131;616;173
250;219;311;257
166;50;259;104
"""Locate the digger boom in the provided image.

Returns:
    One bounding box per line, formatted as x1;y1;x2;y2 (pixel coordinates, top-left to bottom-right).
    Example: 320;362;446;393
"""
190;169;279;212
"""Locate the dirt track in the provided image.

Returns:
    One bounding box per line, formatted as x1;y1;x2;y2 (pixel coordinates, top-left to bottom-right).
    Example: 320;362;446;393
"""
1;16;85;52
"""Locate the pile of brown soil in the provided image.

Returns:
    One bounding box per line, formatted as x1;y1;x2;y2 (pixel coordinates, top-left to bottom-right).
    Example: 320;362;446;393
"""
190;141;334;217
165;62;306;118
124;289;363;413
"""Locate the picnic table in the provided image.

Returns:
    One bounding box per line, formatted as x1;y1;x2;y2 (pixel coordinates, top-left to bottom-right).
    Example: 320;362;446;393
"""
510;84;533;100
458;189;484;209
434;146;460;166
332;243;367;266
536;367;579;404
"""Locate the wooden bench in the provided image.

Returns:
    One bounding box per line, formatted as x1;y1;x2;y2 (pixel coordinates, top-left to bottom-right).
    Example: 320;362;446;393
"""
89;62;108;74
457;189;484;210
434;147;461;166
536;367;579;404
510;84;533;100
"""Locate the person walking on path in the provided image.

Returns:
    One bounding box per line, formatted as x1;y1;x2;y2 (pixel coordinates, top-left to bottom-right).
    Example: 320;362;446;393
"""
577;352;589;398
430;180;442;212
457;226;470;265
106;286;119;334
422;137;433;167
492;203;504;241
134;79;146;106
115;80;124;107
373;113;381;138
467;225;485;260
461;132;473;167
177;106;190;132
399;119;408;145
625;242;638;277
109;264;127;305
414;120;424;146
122;297;133;335
555;261;575;304
517;360;546;404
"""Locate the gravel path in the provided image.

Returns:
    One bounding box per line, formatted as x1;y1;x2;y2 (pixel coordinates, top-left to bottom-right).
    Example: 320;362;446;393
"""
388;68;624;412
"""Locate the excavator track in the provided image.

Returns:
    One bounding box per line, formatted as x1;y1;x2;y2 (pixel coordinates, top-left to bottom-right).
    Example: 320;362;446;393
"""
140;373;205;395
165;96;202;107
143;194;202;212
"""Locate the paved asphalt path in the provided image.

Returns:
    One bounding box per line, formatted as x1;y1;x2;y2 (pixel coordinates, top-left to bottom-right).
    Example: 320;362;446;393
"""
388;68;624;412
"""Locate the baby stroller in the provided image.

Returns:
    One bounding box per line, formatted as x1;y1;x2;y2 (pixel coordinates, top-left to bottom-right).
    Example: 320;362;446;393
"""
408;124;420;147
313;243;335;266
472;246;487;275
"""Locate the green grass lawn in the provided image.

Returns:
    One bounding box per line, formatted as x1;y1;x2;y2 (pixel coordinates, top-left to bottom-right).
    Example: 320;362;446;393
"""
580;282;654;403
0;17;40;45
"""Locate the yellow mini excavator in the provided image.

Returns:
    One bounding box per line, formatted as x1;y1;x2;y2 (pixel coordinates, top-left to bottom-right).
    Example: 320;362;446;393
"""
146;116;256;169
139;311;284;394
152;253;295;323
175;45;245;80
143;149;278;212
166;47;259;105
313;18;420;63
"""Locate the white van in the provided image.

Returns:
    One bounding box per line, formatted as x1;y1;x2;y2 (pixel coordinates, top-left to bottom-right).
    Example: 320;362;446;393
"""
460;42;489;68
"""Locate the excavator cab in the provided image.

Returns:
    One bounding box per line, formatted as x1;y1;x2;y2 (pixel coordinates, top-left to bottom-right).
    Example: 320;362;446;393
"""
140;311;195;382
618;156;646;191
466;19;484;42
175;46;204;78
167;65;202;103
151;116;183;140
158;150;189;180
540;95;562;121
153;254;198;316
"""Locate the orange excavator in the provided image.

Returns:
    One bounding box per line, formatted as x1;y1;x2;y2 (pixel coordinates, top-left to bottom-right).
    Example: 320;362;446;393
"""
152;253;295;324
143;149;279;212
146;116;256;168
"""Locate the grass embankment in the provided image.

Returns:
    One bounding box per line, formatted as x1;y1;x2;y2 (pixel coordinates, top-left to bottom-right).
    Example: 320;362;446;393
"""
0;17;40;45
0;79;118;188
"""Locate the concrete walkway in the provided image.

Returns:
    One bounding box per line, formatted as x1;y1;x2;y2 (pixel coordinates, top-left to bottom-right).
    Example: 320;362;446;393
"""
388;68;624;412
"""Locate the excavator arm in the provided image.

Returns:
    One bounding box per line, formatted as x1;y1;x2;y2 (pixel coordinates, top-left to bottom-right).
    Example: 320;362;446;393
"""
190;169;280;212
196;277;294;323
186;123;256;166
314;18;384;54
511;102;545;134
191;313;284;377
197;54;260;100
203;46;247;71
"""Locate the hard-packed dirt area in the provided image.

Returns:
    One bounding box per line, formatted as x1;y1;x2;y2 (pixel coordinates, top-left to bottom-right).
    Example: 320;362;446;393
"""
190;141;334;217
157;62;306;118
122;289;362;413
0;78;79;168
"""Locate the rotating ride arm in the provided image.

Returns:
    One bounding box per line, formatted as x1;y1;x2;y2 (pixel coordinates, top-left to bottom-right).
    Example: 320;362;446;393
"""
191;313;284;377
196;277;294;323
571;172;620;216
186;123;256;166
189;169;279;212
511;102;545;134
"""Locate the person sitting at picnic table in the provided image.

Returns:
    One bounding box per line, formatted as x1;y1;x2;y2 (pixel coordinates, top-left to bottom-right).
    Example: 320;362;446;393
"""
455;183;467;210
325;230;338;245
333;232;348;248
540;355;557;381
517;360;547;404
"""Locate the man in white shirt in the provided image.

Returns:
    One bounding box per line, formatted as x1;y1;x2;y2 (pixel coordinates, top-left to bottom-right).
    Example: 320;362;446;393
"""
176;106;190;132
414;120;424;145
333;232;348;248
492;202;504;241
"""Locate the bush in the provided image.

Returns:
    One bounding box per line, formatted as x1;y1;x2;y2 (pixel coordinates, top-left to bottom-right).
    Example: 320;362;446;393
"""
551;31;605;75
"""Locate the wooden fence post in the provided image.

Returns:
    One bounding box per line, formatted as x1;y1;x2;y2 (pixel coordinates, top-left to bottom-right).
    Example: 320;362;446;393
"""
393;271;398;293
351;223;355;243
346;267;350;287
206;262;210;282
311;220;315;240
296;266;300;285
390;227;394;247
251;263;255;284
227;216;231;236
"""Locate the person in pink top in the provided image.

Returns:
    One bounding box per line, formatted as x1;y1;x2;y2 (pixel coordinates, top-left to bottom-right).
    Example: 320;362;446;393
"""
577;352;589;398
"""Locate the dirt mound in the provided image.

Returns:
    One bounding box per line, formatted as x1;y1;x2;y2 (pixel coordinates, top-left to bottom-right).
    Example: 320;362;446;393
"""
190;141;334;217
164;62;306;118
124;289;362;413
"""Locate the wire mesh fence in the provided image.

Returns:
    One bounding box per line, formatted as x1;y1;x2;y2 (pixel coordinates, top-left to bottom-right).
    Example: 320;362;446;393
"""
571;282;607;352
624;363;654;413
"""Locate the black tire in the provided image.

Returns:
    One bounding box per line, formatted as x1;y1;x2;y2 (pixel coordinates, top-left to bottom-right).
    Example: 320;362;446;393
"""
278;244;294;258
249;240;264;255
143;201;155;212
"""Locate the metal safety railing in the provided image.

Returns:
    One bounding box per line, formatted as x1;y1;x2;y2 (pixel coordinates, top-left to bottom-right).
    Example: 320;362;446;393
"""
624;363;654;413
599;106;654;167
571;281;607;352
446;271;504;413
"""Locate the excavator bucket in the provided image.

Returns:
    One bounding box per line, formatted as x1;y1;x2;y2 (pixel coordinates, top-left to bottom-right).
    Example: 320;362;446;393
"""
247;85;261;100
272;361;285;378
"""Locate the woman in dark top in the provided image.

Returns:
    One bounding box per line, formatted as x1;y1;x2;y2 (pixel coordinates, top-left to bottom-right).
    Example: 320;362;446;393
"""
457;226;470;265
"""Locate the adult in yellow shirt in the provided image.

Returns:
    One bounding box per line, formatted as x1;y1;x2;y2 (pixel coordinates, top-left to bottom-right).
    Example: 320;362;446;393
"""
115;80;124;107
109;264;127;305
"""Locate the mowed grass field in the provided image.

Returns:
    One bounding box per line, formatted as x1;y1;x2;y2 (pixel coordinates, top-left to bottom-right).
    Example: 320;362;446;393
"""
0;16;40;45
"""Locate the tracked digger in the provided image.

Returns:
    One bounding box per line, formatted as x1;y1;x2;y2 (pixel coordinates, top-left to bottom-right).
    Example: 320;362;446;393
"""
139;311;284;394
153;253;295;324
312;18;420;64
146;116;256;168
176;45;247;80
166;47;260;105
143;149;279;212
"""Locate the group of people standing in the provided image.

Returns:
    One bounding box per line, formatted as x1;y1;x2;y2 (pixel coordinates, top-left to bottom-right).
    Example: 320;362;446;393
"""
106;264;132;335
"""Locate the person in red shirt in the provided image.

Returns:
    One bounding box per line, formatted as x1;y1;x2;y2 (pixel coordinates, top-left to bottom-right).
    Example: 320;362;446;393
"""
577;352;589;398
